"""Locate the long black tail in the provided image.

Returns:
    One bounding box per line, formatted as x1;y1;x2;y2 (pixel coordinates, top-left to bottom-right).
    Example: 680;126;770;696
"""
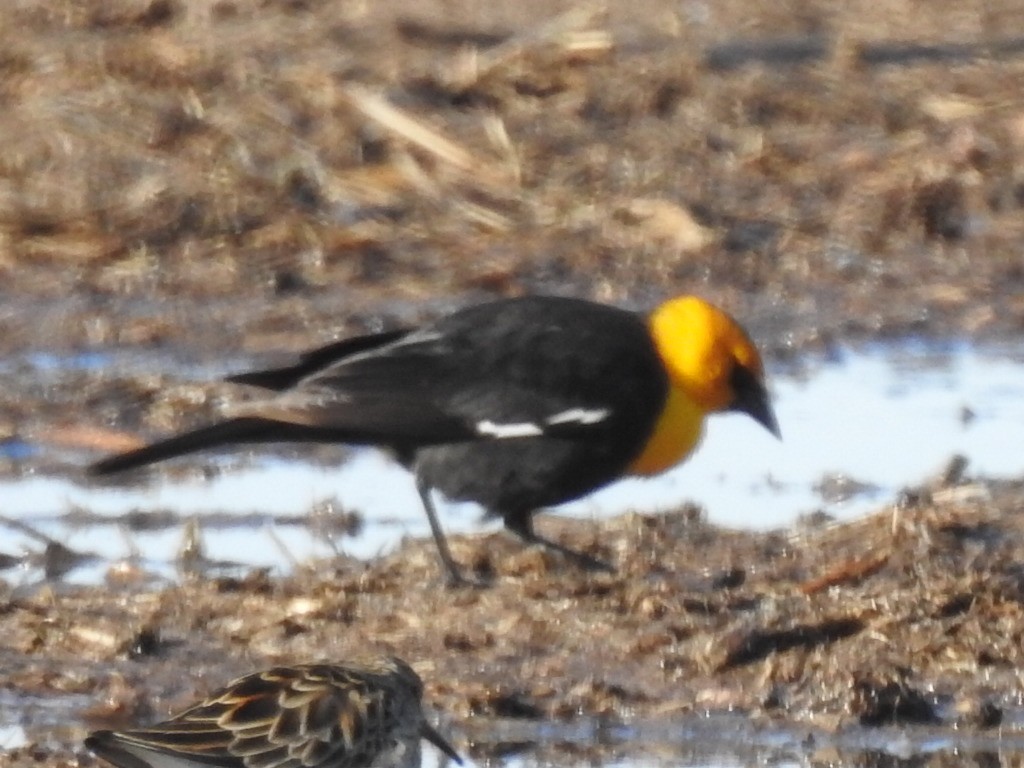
88;417;308;475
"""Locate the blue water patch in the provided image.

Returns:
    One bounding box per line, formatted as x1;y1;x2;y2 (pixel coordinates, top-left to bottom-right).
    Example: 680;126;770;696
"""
0;438;38;461
2;341;1022;585
24;350;115;372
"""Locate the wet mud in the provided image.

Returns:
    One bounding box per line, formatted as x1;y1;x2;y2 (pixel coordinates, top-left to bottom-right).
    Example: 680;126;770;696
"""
5;473;1024;766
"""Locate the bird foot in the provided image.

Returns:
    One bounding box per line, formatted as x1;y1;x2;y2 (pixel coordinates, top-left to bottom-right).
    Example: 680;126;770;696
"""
503;518;615;574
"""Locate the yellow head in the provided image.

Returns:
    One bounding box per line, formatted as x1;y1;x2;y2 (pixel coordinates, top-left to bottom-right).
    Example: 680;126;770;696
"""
649;296;779;434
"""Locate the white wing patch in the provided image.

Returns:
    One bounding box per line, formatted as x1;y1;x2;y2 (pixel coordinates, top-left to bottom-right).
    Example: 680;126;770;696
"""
545;407;610;426
476;420;544;438
392;330;443;347
475;407;610;439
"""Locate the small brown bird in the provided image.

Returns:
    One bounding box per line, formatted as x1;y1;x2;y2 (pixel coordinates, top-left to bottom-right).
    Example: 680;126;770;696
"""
90;295;778;583
85;658;462;768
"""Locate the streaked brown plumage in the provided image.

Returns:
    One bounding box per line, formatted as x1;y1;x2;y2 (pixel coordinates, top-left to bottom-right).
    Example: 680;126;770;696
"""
85;658;461;768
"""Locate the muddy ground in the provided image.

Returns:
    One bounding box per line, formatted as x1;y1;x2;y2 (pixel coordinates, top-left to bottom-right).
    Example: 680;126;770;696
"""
6;475;1024;766
2;0;1024;765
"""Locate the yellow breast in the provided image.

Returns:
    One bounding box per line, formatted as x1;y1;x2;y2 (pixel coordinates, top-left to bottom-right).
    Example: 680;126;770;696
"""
627;385;705;476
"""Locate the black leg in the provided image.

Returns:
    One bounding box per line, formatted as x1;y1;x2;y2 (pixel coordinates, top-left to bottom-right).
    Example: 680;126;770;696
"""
502;512;615;573
415;478;471;587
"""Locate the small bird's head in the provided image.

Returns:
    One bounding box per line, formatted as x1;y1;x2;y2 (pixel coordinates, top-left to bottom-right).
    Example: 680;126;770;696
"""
650;296;780;438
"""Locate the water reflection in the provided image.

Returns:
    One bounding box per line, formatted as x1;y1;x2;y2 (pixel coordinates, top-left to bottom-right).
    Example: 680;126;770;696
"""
8;710;1022;767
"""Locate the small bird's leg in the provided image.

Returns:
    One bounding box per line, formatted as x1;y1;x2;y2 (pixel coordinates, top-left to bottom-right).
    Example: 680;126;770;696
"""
415;478;470;587
502;512;615;573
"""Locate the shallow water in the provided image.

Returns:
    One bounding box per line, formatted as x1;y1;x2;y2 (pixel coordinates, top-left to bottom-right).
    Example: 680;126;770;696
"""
8;707;1024;765
2;340;1023;586
465;713;1024;766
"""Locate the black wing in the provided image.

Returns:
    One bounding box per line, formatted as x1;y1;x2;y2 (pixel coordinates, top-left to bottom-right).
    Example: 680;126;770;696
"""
275;296;669;448
90;297;669;475
227;329;411;391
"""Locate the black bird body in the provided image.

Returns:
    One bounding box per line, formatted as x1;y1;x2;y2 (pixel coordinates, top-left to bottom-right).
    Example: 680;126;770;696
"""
252;298;666;511
91;295;777;582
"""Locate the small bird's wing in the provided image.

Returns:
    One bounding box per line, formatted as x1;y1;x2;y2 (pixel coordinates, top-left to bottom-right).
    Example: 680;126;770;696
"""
86;666;400;768
87;727;237;768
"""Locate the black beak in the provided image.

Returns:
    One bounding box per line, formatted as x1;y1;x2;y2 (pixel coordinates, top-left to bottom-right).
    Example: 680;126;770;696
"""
421;722;463;765
729;365;781;439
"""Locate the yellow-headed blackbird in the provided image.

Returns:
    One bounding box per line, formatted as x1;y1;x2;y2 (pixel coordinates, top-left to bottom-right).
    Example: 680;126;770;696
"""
90;295;779;583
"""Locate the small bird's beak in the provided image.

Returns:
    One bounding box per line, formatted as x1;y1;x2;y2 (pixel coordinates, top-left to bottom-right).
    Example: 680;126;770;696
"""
421;722;463;765
729;365;781;439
